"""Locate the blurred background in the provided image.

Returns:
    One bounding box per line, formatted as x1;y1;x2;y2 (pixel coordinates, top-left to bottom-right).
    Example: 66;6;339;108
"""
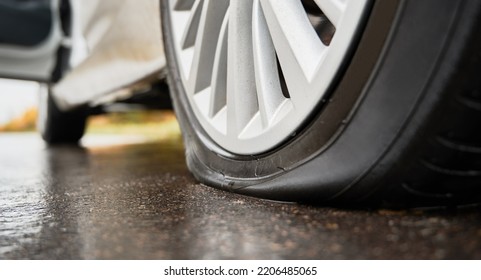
0;78;181;146
0;78;38;132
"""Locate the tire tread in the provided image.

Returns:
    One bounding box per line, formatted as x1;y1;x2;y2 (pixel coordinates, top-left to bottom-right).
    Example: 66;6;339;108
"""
382;21;481;207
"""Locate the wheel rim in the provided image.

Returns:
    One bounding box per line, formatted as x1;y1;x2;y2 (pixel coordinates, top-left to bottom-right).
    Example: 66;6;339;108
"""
168;0;371;155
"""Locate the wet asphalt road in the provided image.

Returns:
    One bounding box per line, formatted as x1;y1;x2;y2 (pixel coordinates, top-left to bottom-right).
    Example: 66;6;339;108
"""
0;132;480;259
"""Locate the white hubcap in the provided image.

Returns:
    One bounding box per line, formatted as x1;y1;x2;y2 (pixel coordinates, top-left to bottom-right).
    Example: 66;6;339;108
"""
169;0;371;154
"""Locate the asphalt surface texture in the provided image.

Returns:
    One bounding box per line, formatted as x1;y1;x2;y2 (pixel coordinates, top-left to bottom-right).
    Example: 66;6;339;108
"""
1;132;480;259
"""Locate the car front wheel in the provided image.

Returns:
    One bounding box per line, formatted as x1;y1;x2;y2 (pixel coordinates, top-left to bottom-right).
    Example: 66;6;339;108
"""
37;44;87;145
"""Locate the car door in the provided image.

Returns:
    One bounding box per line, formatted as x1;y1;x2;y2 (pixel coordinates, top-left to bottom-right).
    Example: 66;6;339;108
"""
0;0;63;82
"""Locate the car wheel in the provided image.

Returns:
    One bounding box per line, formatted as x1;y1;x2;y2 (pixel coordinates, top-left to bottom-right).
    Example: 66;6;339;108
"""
37;46;87;144
162;0;481;207
37;84;87;144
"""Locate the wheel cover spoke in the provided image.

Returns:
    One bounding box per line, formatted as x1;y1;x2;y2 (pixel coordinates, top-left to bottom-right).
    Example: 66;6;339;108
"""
169;0;371;154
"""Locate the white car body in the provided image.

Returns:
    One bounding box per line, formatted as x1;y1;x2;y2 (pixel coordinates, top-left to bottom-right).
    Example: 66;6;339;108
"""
0;0;63;81
0;0;166;110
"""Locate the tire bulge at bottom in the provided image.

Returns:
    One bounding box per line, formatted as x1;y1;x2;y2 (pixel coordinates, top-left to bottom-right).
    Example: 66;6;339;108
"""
161;0;481;208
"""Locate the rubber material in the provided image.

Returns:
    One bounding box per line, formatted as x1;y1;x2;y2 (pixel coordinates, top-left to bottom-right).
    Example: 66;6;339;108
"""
162;0;481;208
41;86;87;144
40;6;87;145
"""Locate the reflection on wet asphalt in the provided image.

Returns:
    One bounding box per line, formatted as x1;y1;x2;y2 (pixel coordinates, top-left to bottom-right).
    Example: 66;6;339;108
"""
0;133;480;259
